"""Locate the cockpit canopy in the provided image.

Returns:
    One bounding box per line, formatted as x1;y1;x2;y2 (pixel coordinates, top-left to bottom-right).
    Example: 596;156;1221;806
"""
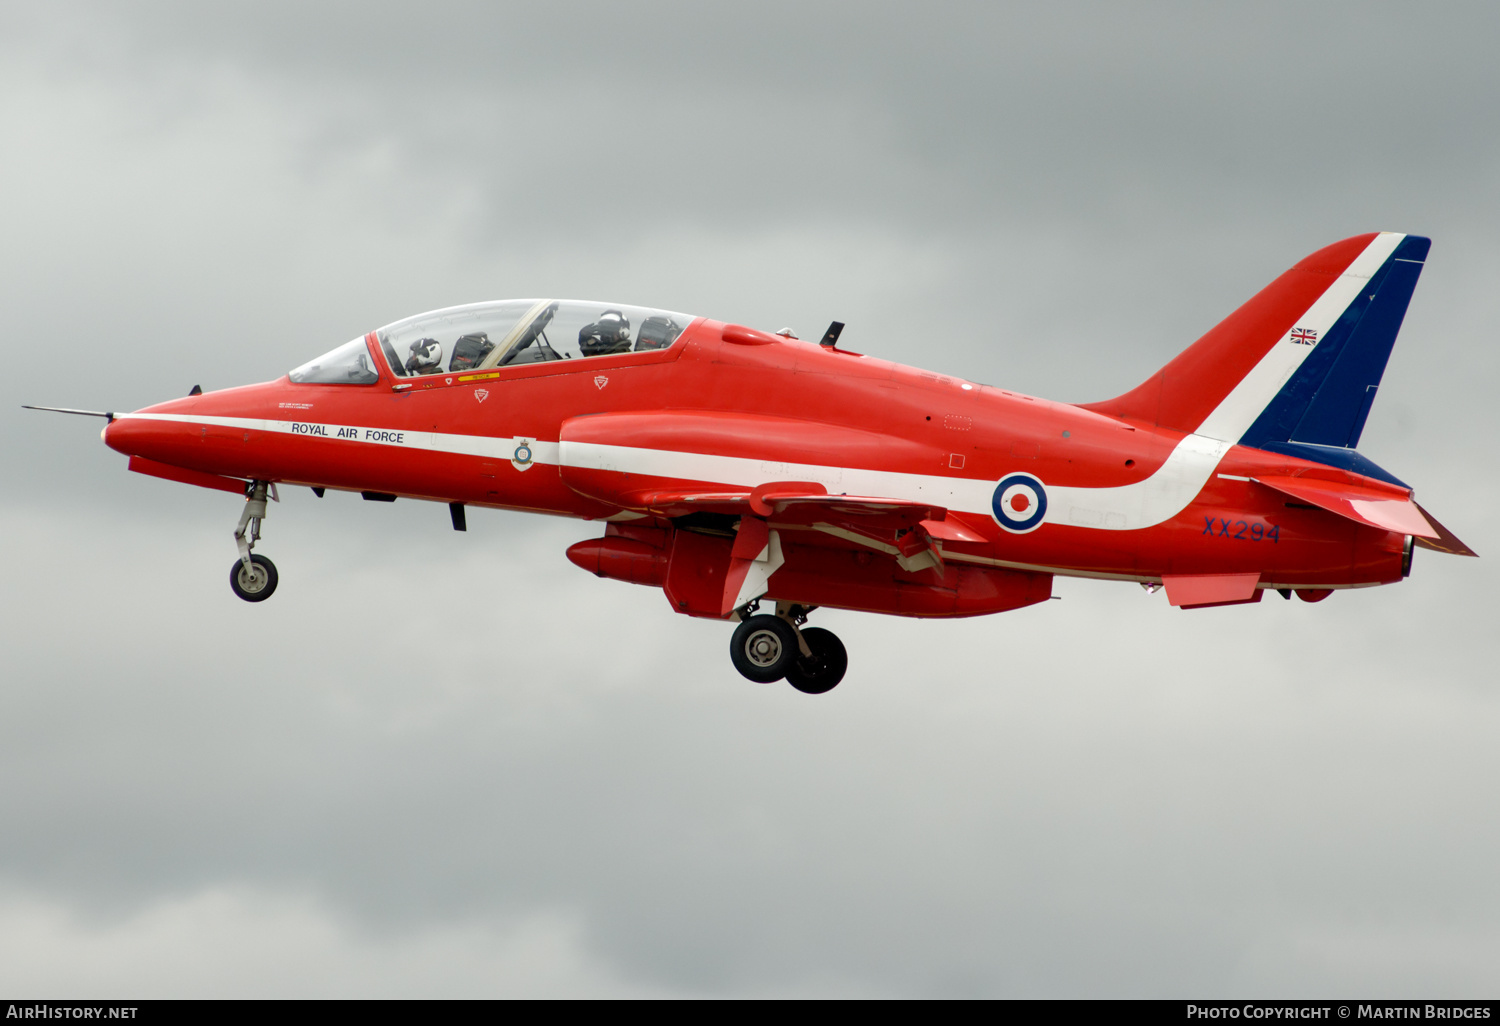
288;300;696;384
288;337;380;385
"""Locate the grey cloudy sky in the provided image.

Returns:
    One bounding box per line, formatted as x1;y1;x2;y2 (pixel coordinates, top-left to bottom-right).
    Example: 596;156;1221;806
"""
1;1;1497;997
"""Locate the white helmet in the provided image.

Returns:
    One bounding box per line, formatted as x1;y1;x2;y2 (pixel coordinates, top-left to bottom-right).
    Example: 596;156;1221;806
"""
405;337;443;374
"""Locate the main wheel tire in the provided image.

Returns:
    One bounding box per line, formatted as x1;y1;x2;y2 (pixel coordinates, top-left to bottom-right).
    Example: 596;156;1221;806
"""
230;554;279;602
785;627;847;694
730;614;798;682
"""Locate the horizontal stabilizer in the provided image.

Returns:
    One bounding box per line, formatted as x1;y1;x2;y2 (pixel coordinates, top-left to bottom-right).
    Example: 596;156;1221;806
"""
1412;502;1478;557
1252;475;1437;538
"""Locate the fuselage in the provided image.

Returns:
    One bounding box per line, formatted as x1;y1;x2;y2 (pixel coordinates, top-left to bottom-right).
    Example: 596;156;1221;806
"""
103;314;1409;603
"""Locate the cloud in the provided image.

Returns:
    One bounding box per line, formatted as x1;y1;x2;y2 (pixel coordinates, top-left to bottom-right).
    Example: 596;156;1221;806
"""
1;0;1497;997
2;504;1497;995
0;885;667;998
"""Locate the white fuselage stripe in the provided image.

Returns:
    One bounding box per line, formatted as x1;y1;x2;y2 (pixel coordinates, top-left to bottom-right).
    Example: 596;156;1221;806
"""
115;412;562;464
107;415;1282;533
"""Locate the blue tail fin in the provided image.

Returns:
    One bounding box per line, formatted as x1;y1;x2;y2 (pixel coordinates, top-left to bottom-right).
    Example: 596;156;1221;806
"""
1240;235;1430;461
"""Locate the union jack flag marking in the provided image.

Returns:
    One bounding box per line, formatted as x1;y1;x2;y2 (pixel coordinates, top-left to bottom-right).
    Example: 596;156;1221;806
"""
1290;328;1318;346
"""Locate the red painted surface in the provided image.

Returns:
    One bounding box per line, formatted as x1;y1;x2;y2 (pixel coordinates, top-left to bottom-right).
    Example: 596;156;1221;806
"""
1162;573;1262;609
1082;234;1377;432
566;535;669;587
98;235;1462;624
129;455;247;494
1253;475;1436;537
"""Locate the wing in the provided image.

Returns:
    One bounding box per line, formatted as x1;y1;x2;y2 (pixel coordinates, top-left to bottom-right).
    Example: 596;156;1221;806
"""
621;482;945;527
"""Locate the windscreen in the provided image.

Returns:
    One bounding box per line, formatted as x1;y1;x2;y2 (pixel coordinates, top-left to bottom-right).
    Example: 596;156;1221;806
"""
288;337;379;384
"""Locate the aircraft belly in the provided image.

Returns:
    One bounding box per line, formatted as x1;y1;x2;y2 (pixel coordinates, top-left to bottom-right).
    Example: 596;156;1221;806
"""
766;541;1054;619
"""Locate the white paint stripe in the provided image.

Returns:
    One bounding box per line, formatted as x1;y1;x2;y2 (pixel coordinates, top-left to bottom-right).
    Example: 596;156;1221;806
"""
559;440;999;516
1194;232;1404;444
731;530;784;609
565;433;1223;532
124;412;1237;533
114;412;562;464
1044;432;1232;531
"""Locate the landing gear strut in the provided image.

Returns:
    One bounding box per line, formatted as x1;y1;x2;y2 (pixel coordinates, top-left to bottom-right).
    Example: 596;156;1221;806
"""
728;602;847;693
230;480;278;602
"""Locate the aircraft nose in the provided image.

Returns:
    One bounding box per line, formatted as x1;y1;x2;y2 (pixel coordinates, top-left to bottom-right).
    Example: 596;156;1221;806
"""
102;413;159;458
102;408;202;466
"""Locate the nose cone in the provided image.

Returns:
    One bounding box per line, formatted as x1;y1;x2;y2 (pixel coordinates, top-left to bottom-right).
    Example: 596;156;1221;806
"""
102;414;149;457
103;392;224;466
103;407;194;464
102;380;284;480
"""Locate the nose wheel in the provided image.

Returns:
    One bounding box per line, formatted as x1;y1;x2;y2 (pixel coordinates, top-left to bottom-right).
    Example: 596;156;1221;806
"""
230;480;280;603
729;604;847;693
230;553;279;601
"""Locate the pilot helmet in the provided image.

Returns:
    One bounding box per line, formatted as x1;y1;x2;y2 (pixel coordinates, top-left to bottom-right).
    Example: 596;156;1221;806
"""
578;311;632;357
405;337;443;373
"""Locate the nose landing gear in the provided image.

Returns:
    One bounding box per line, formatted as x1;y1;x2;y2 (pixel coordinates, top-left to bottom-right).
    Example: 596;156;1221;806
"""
230;553;278;602
729;602;847;693
230;481;279;602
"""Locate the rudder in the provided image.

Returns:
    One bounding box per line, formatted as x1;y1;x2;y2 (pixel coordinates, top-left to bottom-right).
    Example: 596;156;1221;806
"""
1245;235;1428;451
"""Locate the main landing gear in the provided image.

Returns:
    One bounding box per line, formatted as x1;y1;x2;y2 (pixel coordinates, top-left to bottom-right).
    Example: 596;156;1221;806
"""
230;480;279;602
729;602;848;694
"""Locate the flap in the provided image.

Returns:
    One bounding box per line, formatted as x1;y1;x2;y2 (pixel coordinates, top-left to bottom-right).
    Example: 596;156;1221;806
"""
1253;475;1438;538
619;483;944;529
920;517;989;543
761;493;945;527
624;489;752;516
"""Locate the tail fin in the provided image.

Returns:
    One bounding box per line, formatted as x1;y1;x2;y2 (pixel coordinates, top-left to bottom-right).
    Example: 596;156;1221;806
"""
1083;232;1429;463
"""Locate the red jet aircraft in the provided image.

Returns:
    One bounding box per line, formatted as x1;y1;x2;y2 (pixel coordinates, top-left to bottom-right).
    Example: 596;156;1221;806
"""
28;232;1476;693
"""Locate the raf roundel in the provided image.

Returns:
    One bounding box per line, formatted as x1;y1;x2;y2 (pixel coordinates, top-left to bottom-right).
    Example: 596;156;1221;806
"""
992;473;1048;533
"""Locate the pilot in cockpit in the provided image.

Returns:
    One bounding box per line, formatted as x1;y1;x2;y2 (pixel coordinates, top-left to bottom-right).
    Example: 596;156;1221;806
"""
578;310;632;357
405;338;443;375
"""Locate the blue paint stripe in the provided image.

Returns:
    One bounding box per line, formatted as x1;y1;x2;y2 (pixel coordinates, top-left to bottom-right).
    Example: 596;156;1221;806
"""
1238;235;1428;455
1293;239;1428;447
1256;441;1410;489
